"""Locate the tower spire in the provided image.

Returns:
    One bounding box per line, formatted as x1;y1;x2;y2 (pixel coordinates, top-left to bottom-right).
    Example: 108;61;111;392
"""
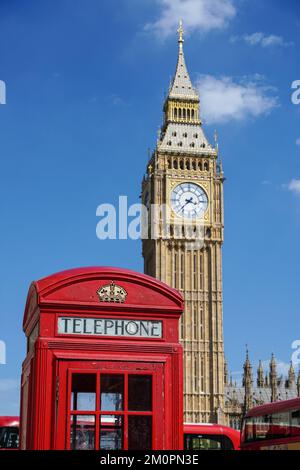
270;353;278;402
287;361;296;388
177;19;184;52
243;347;253;416
257;360;264;388
167;21;198;101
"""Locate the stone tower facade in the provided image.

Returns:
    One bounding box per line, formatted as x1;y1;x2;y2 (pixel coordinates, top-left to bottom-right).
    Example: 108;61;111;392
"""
142;22;225;423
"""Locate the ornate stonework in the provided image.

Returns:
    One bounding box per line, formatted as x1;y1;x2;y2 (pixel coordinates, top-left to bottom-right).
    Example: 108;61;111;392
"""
224;354;300;429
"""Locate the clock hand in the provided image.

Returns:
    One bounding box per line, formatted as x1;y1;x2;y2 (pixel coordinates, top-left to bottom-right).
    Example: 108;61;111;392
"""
179;202;189;212
179;198;192;212
187;197;198;206
179;197;197;213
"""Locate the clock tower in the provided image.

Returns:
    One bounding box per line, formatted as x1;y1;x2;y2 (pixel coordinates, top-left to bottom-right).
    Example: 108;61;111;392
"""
142;22;225;423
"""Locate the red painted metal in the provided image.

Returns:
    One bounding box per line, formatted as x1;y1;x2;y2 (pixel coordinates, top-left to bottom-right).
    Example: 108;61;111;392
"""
243;397;300;418
241;397;300;450
0;417;19;428
20;267;184;450
184;423;241;450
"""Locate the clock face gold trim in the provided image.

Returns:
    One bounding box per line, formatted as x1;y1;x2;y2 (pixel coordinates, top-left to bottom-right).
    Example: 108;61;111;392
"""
170;182;208;219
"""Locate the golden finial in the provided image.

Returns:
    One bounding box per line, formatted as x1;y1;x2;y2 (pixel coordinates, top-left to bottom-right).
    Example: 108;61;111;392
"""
177;19;184;44
148;164;153;176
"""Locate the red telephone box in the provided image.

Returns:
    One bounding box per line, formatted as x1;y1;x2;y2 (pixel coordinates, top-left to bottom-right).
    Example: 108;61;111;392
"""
20;267;183;450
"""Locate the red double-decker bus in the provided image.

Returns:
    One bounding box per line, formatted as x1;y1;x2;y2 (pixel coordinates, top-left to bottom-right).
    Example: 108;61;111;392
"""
184;423;240;450
241;397;300;450
0;417;19;450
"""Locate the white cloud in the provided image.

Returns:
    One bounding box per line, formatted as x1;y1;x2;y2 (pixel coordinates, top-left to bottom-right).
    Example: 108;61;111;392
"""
288;179;300;194
145;0;236;39
233;32;293;48
196;75;279;124
296;138;300;147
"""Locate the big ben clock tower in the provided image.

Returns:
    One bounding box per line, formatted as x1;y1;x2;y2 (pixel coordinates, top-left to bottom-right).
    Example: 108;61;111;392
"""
142;22;225;423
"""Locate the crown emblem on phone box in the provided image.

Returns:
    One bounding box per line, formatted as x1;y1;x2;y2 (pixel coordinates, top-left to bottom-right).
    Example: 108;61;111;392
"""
97;281;128;303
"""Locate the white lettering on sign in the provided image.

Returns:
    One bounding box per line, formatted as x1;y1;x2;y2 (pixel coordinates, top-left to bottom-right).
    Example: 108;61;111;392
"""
57;317;162;338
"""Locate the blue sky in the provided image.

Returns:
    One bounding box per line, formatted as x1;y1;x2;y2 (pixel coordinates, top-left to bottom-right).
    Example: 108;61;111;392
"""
0;0;300;414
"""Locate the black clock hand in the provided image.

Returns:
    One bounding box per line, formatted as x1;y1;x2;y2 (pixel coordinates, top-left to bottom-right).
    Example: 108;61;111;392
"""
180;197;198;212
179;202;189;212
179;198;192;212
187;197;198;206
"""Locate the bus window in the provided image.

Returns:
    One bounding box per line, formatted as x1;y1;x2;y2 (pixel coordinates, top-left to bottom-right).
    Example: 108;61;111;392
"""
290;409;300;437
268;412;290;439
185;434;234;450
0;427;19;449
244;412;291;442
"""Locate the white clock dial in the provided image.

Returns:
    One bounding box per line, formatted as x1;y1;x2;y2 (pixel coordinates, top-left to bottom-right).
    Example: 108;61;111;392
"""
171;182;208;219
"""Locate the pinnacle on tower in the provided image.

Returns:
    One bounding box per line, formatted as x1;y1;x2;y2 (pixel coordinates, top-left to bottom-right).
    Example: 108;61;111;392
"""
269;354;278;402
158;21;216;155
242;348;253;416
168;21;199;101
243;348;253;386
178;19;184;47
289;361;296;373
287;361;296;388
257;360;264;388
264;373;269;387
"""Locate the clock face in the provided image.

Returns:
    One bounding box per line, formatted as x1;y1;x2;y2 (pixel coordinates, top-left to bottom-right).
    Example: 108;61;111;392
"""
171;182;208;219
